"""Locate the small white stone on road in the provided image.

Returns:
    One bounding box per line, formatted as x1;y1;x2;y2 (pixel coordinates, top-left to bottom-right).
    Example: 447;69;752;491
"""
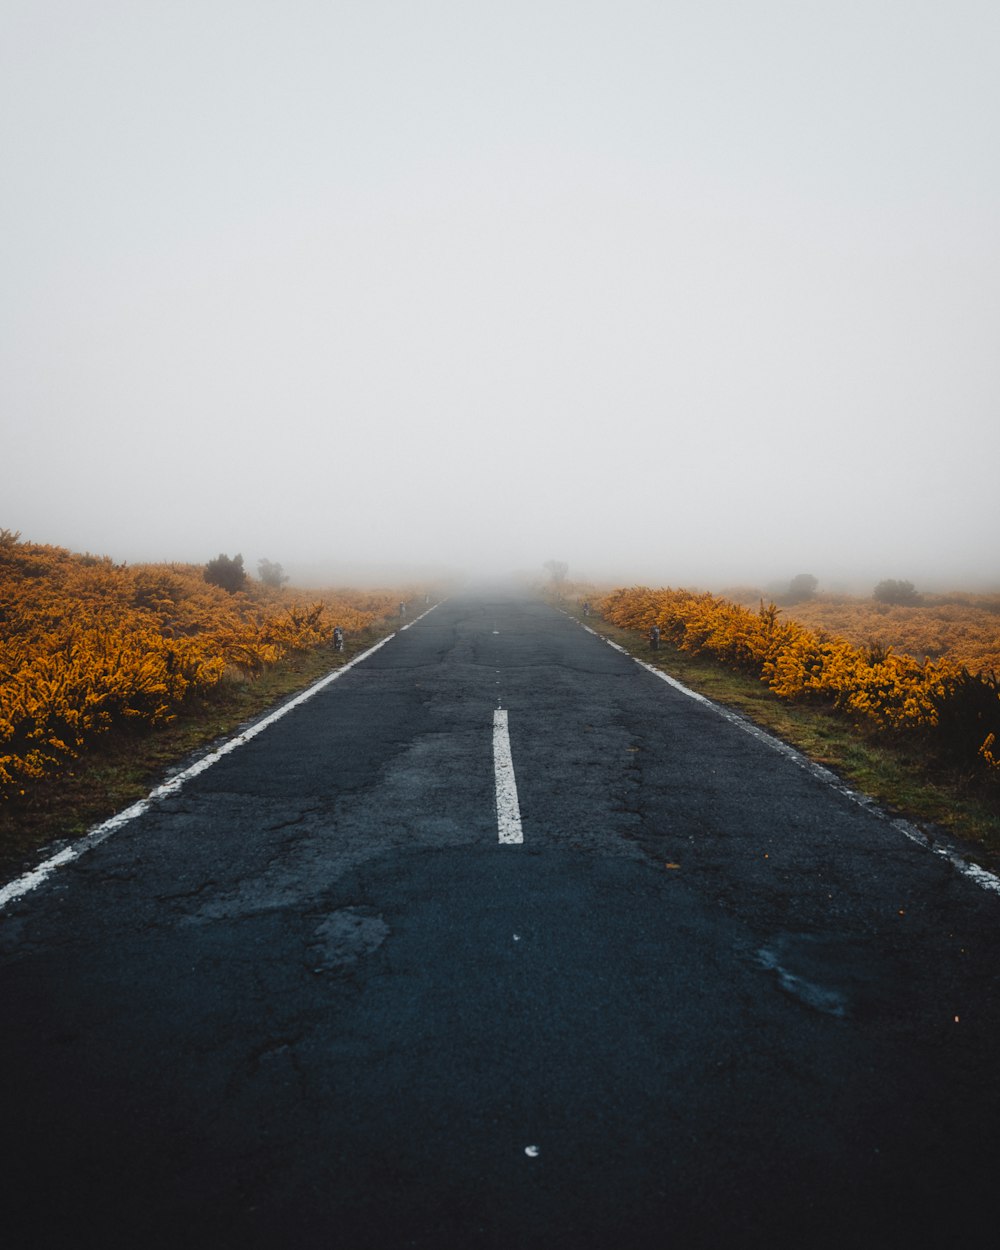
525;1146;539;1157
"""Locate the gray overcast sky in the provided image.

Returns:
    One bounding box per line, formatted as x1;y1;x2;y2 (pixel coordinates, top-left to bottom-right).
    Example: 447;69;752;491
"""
3;0;998;589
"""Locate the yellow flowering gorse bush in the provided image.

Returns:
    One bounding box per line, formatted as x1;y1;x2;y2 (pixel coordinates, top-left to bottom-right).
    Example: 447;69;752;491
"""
598;586;1000;775
770;595;1000;675
0;534;406;798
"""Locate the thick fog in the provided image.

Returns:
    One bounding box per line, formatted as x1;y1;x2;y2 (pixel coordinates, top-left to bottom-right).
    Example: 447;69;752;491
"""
3;1;998;592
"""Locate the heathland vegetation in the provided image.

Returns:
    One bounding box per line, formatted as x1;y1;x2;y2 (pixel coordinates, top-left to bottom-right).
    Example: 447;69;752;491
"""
596;585;1000;799
757;592;1000;677
0;530;419;808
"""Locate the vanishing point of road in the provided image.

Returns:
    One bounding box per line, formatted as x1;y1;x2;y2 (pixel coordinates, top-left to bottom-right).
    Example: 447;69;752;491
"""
2;591;999;1248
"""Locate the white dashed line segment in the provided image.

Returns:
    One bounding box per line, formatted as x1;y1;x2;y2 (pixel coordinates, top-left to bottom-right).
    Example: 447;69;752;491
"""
493;708;524;845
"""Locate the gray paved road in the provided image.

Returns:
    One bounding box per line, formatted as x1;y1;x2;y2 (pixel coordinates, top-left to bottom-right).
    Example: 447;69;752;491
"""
2;591;999;1248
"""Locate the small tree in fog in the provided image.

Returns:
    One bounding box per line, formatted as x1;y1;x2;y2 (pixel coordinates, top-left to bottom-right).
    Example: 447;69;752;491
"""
788;573;818;602
257;558;288;589
204;552;246;593
874;578;920;606
544;559;569;588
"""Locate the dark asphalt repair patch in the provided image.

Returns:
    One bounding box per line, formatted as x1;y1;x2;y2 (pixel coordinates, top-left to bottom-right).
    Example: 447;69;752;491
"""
309;908;390;972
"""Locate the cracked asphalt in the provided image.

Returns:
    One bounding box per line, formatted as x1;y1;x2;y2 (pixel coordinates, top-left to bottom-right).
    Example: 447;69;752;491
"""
2;590;1000;1249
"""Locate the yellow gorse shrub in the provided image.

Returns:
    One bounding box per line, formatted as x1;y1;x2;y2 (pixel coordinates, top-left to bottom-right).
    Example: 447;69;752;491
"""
0;534;410;798
598;586;1000;769
770;594;1000;675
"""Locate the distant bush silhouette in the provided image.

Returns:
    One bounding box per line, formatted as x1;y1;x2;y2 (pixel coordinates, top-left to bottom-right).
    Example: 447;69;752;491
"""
257;558;288;589
787;574;818;602
204;553;246;593
874;578;920;606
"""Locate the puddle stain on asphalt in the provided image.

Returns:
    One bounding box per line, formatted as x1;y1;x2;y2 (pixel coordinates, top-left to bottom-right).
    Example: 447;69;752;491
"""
755;932;884;1019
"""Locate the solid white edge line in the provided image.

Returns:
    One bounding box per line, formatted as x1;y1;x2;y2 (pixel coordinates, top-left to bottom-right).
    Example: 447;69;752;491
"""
574;617;1000;896
0;603;443;912
493;708;524;845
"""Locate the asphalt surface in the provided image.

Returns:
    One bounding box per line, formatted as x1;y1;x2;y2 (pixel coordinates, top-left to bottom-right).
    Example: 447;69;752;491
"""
2;590;999;1249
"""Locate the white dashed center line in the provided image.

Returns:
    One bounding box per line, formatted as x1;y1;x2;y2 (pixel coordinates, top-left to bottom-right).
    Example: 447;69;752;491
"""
493;708;523;845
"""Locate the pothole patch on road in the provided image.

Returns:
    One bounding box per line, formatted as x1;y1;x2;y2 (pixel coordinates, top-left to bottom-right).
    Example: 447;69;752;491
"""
309;908;390;972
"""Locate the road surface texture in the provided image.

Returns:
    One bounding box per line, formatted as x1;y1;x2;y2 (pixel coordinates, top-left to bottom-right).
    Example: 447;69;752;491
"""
2;591;999;1249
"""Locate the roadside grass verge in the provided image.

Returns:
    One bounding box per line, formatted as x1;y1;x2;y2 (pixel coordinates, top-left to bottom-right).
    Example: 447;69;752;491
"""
0;626;391;881
572;606;1000;870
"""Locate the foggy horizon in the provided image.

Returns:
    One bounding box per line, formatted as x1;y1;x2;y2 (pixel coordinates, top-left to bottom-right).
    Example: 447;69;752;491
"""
3;2;998;596
5;529;996;602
